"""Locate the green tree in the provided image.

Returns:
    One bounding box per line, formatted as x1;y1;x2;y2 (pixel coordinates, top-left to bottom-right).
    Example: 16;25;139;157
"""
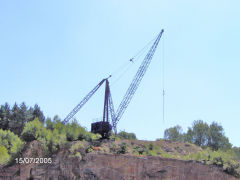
0;146;10;165
9;103;22;135
117;131;137;140
192;120;209;147
32;104;45;123
208;122;231;150
46;117;54;130
0;103;11;130
233;147;240;160
164;125;183;142
65;120;87;141
183;127;193;143
0;129;24;164
21;118;47;141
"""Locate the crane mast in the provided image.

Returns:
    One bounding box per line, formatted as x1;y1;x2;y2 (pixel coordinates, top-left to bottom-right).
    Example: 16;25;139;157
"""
113;29;164;133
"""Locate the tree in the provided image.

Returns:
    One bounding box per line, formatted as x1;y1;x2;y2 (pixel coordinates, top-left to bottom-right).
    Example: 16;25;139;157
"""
9;103;22;135
0;146;10;165
53;115;61;123
117;131;137;140
21;118;47;141
183;127;194;143
192;120;209;147
0;103;11;130
46;117;54;130
164;125;183;142
0;129;24;165
32;104;45;123
208;122;231;150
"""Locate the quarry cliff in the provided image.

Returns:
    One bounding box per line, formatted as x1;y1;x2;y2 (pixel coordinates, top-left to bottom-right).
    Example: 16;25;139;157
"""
0;140;239;180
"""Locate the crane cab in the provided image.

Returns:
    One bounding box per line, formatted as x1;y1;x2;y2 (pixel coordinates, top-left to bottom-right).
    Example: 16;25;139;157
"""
91;121;112;138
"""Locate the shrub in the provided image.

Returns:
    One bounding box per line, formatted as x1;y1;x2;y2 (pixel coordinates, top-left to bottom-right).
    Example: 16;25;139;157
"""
117;142;128;154
65;121;87;141
149;143;154;150
21;118;65;155
117;131;137;140
21;118;47;141
0;146;10;165
134;145;148;155
40;129;66;155
0;129;24;165
86;145;94;153
65;121;100;142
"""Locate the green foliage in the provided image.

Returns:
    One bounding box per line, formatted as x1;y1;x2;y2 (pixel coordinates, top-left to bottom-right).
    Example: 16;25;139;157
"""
0;129;24;165
70;142;84;153
164;120;232;151
110;143;118;153
21;118;65;155
65;120;99;142
164;125;183;142
117;131;137;140
21;116;101;155
191;120;209;147
46;117;54;130
117;142;128;154
207;122;232;150
40;129;66;155
21;118;46;141
233;147;240;160
133;145;147;155
0;146;10;165
149;143;154;150
86;145;94;153
0;102;45;135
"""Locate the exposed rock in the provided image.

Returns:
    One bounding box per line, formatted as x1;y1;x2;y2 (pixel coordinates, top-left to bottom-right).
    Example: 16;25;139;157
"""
1;153;239;180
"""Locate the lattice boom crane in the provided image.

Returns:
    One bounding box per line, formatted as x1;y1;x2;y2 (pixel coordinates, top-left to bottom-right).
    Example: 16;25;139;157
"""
112;29;164;133
62;29;164;137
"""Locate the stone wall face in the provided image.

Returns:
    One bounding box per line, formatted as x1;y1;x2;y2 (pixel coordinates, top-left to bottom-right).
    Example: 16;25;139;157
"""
0;153;238;180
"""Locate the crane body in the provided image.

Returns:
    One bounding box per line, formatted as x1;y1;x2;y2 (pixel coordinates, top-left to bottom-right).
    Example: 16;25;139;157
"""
91;79;112;138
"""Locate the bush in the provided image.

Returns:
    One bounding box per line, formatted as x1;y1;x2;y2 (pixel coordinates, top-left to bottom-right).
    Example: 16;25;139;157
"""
65;121;85;141
164;125;183;142
0;146;10;165
40;129;66;155
0;129;24;165
149;143;154;150
21;118;65;155
65;121;100;142
21;118;47;141
117;142;128;154
117;131;137;140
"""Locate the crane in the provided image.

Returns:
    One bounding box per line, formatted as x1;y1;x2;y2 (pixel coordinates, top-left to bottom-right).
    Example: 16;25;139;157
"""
62;29;164;138
112;29;164;133
62;78;106;124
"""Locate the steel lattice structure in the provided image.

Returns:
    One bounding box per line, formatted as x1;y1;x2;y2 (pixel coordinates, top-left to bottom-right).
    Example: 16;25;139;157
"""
62;30;164;137
62;79;106;124
113;29;164;133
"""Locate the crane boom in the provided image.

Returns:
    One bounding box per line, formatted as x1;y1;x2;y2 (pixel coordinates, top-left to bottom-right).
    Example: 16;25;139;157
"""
62;79;106;124
113;29;164;132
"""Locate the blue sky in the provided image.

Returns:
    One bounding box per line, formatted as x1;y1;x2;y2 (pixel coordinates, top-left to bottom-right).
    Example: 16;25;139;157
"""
0;0;239;146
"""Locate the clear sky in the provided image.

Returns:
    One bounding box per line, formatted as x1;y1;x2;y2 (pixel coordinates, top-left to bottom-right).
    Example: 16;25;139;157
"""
0;0;239;146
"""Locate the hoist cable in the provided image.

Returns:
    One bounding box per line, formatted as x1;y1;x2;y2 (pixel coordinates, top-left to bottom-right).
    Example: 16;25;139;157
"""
109;34;157;86
162;32;165;124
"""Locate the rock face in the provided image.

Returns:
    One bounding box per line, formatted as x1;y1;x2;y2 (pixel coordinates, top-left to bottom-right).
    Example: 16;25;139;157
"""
0;153;238;180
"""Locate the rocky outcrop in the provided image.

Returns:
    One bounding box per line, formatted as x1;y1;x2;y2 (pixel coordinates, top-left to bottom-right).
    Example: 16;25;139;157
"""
1;153;238;180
